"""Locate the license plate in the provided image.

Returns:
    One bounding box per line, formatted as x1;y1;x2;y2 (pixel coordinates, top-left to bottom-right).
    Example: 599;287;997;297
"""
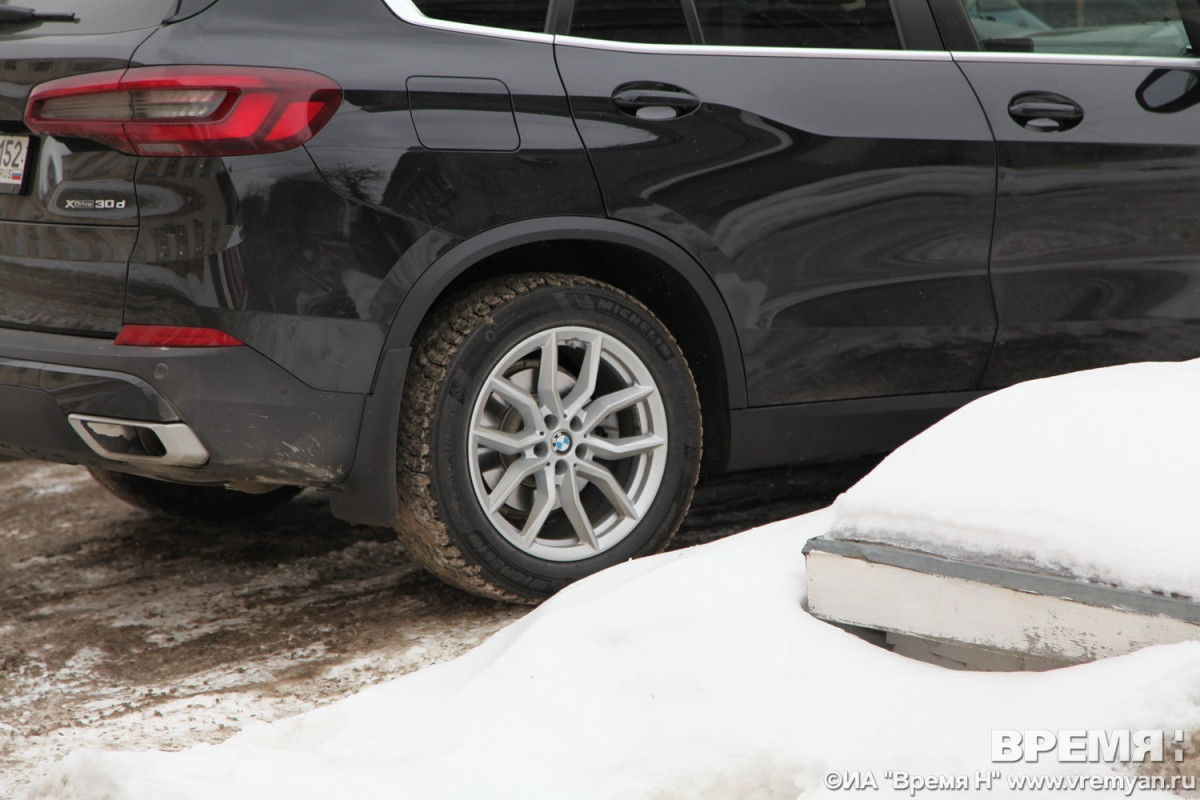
0;135;29;194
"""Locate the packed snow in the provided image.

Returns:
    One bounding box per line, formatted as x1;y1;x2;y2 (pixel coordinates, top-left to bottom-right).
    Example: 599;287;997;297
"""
31;518;1200;798
27;360;1200;798
831;359;1200;598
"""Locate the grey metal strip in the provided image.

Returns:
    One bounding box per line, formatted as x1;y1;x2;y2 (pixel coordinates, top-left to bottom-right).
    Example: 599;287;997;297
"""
554;35;952;59
380;0;952;60
951;51;1200;68
803;536;1200;624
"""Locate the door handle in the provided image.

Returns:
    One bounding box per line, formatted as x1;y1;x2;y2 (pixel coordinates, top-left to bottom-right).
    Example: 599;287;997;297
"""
1008;92;1084;132
611;82;700;120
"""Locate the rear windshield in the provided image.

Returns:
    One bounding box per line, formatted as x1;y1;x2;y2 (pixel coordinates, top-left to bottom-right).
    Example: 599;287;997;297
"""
4;0;178;34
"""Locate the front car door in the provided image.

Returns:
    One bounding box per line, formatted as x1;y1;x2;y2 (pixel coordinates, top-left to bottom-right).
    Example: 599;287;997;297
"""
552;0;999;407
931;0;1200;385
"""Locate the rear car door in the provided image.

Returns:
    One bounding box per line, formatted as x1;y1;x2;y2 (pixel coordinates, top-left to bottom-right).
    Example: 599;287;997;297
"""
553;0;999;407
0;1;173;335
934;0;1200;385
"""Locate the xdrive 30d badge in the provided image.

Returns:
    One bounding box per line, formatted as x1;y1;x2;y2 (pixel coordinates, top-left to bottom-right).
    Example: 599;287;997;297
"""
3;0;1199;600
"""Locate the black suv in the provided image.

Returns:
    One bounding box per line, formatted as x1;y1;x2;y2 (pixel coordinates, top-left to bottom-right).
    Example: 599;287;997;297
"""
3;0;1198;601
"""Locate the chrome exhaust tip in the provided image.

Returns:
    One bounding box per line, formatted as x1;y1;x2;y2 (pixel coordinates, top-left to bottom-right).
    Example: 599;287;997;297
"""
68;414;209;467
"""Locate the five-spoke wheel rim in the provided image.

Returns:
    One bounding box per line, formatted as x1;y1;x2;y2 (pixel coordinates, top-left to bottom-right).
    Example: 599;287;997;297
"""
467;326;669;562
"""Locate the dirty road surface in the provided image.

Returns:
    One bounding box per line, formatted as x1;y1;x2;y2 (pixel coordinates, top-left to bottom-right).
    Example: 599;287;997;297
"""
0;456;876;795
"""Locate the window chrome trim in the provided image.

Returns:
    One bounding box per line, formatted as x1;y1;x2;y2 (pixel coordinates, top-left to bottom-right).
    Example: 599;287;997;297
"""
380;0;951;58
554;34;952;59
952;50;1200;68
380;0;554;43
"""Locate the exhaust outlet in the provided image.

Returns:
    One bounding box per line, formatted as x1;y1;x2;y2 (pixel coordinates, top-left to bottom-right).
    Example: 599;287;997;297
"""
68;414;209;467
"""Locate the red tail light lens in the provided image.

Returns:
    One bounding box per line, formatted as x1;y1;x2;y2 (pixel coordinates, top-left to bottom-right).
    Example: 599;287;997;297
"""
115;325;244;347
25;66;342;157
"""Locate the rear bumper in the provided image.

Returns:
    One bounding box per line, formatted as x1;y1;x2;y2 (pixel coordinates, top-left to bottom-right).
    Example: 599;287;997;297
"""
0;327;365;486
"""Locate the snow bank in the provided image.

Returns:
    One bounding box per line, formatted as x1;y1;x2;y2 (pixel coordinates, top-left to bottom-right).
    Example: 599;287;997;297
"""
830;359;1200;598
34;509;1200;799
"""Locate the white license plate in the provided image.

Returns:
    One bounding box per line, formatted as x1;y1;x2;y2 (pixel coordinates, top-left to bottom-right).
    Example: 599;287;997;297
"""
0;135;29;193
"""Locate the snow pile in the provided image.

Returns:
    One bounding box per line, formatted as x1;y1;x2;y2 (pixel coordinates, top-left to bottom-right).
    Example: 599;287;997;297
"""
32;510;1200;799
831;360;1200;598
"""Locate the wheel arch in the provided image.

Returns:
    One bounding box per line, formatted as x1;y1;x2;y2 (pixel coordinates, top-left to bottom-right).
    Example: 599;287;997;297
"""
384;217;746;407
329;217;746;526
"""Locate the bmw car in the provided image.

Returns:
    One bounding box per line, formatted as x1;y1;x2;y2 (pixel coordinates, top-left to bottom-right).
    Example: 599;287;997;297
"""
1;0;1197;601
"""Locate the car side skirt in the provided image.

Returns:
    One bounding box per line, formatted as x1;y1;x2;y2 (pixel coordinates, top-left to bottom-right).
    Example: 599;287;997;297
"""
726;390;987;472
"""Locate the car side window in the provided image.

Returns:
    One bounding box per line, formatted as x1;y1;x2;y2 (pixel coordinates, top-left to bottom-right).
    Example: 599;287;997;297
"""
412;0;551;33
961;0;1189;56
569;0;693;44
694;0;902;49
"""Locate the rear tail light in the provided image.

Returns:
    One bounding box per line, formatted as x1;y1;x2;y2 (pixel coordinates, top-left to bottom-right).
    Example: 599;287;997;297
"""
114;325;244;347
25;66;342;157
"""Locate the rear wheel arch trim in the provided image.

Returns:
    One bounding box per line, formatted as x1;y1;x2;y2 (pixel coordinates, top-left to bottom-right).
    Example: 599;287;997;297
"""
329;217;746;528
379;216;748;410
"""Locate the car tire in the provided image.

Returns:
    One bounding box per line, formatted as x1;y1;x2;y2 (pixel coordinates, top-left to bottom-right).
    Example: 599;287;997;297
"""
88;468;303;520
395;273;702;603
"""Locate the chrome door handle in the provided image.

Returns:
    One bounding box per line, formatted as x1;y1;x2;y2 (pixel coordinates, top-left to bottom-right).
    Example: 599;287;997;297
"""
611;82;700;120
1008;92;1084;132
